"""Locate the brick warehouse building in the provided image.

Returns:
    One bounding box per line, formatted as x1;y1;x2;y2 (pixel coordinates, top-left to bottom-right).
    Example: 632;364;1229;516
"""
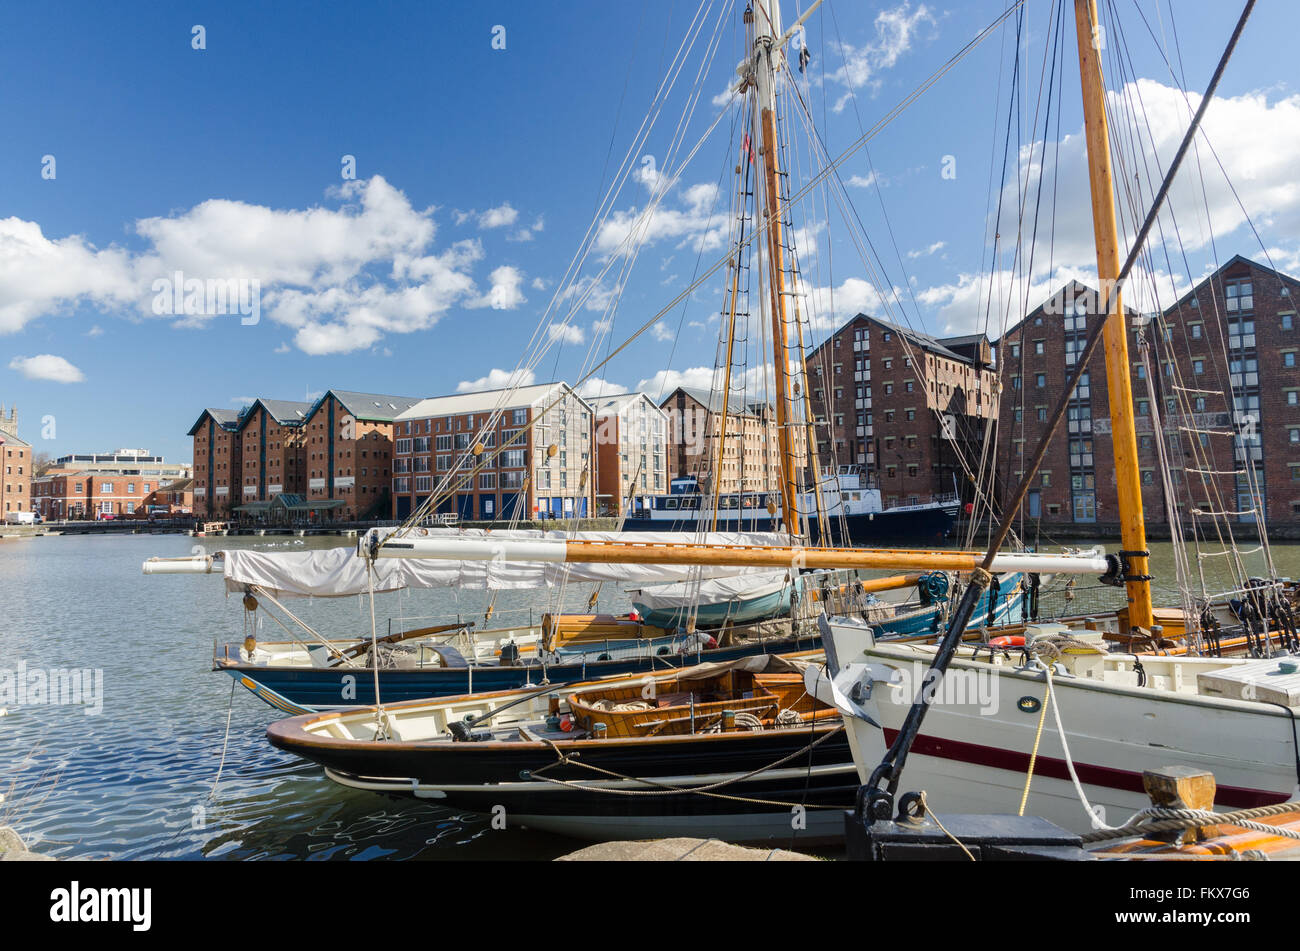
806;315;997;508
190;409;242;518
659;386;808;496
0;405;31;518
303;390;422;521
391;382;595;521
995;257;1300;533
236;399;311;506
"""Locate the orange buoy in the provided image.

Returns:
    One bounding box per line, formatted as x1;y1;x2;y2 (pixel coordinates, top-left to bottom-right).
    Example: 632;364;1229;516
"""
990;635;1025;648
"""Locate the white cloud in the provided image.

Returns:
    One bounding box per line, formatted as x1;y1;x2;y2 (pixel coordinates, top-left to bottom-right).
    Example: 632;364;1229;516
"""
547;322;585;345
85;324;104;337
907;241;946;259
575;377;629;399
0;176;530;355
651;321;677;342
827;3;935;109
8;353;85;383
997;81;1300;278
846;172;880;188
274;342;290;353
594;181;729;258
477;203;519;229
456;367;537;393
0;218;137;333
466;265;527;311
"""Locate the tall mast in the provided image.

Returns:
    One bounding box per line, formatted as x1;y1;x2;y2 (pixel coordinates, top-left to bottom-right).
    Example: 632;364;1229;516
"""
748;0;801;538
1073;0;1153;630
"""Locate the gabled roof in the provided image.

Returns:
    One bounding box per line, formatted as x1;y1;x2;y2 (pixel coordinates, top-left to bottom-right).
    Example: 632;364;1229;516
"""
1164;254;1300;314
807;312;990;365
310;389;424;423
997;280;1140;343
395;381;593;421
187;408;242;437
659;386;770;418
238;398;313;430
591;392;667;417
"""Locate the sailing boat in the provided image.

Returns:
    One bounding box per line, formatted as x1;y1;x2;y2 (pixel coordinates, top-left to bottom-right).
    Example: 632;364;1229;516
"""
266;649;856;843
818;0;1300;836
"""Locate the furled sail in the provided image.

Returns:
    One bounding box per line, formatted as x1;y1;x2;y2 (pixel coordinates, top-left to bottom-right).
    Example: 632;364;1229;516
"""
219;529;793;599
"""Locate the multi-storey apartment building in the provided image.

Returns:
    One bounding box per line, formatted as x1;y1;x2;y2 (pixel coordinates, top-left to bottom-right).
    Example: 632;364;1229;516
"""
302;390;422;521
659;386;808;495
591;392;669;515
995;257;1300;531
0;405;32;517
391;382;595;521
190;409;242;518
806;315;997;506
236;399;311;505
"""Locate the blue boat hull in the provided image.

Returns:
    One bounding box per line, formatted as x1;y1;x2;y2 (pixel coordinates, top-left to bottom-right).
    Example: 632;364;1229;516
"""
220;632;822;714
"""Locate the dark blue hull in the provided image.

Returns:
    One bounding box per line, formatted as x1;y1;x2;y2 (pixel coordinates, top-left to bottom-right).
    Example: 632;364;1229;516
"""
220;631;822;714
622;506;957;545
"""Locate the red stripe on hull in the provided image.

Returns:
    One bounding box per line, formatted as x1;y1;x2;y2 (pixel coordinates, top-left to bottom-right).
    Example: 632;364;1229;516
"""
883;729;1290;809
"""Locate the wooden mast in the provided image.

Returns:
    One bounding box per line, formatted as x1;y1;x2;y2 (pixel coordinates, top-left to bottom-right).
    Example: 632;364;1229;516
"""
750;0;801;537
1073;0;1153;631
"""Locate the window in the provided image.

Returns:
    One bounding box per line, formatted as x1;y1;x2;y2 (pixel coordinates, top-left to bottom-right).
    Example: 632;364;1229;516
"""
1011;376;1021;390
1225;279;1253;313
1291;429;1300;444
1287;353;1297;368
1284;314;1295;330
1038;407;1048;422
1034;340;1045;355
512;409;527;426
1190;323;1203;339
904;381;914;393
1193;359;1204;375
1290;392;1299;406
1035;374;1046;388
905;409;915;421
1010;343;1021;359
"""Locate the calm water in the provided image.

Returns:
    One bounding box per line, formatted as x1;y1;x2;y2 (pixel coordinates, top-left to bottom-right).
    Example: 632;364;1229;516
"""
2;532;1298;860
0;533;592;860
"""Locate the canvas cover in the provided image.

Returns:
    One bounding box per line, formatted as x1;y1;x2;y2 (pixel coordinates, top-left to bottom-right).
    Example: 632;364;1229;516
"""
221;528;792;598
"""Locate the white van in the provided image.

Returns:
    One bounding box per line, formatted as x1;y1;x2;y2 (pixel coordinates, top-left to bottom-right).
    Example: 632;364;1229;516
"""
4;511;36;525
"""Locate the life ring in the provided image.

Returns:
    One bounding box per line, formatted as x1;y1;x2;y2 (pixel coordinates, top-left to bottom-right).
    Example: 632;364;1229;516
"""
990;635;1025;648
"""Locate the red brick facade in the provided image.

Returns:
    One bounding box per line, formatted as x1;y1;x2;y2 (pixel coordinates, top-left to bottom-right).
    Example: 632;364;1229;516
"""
806;315;996;505
995;258;1300;532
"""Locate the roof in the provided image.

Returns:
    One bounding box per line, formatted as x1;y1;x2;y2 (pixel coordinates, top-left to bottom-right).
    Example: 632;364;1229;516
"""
395;381;592;421
238;398;313;429
660;385;771;418
187;408;242;436
1164;253;1300;314
591;392;667;417
0;432;30;448
312;389;424;423
997;279;1142;343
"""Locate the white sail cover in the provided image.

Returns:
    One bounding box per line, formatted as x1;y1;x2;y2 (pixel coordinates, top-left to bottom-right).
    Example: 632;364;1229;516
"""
221;529;792;599
628;570;794;611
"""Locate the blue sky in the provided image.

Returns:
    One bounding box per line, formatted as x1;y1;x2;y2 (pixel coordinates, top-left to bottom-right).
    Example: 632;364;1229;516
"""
3;0;1297;464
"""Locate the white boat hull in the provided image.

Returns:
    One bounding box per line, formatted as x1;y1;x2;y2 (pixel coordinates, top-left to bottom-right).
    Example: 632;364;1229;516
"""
818;618;1300;833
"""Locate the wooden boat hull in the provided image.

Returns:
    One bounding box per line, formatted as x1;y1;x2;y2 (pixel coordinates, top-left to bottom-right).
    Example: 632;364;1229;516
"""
268;720;855;843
